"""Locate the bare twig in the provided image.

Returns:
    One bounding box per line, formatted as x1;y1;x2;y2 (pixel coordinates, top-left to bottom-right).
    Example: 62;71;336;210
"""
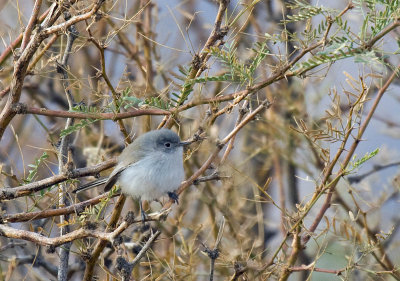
0;3;55;66
0;211;136;247
201;217;225;281
303;64;400;244
90;37;132;143
56;18;80;280
0;34;59;99
82;194;127;281
2;192;114;223
116;230;161;281
160;0;230;128
12;104;169;119
347;161;400;183
21;0;43;50
0;159;116;200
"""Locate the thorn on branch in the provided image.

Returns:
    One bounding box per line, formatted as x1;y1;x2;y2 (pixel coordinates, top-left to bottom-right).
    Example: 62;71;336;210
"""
193;171;228;185
203;246;220;260
112;236;123;247
191;54;202;69
124;211;135;224
201;242;220;281
116;256;134;280
94;11;104;22
83;221;98;230
193;127;205;142
0;189;15;201
13;48;21;61
216;26;229;40
232;262;247;280
80;250;92;262
65;161;75;178
55;61;65;74
11;103;28;114
216;140;225;149
46;245;56;254
239;102;250;116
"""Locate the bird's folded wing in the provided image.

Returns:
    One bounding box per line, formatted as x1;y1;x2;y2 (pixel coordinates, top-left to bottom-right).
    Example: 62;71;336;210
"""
104;162;138;191
72;178;108;193
104;165;125;192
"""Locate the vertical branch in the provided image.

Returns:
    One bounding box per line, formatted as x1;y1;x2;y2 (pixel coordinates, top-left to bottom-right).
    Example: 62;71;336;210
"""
0;3;60;141
83;195;127;281
0;34;59;99
221;100;249;163
139;0;155;92
202;217;225;281
21;0;43;50
278;226;301;281
303;64;400;244
274;155;287;236
3;0;103;132
138;0;156;131
90;38;132;144
159;0;230;129
56;14;79;281
0;3;55;66
116;230;161;280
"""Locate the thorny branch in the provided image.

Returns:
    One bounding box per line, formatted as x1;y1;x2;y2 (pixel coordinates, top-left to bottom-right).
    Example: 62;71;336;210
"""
0;159;116;200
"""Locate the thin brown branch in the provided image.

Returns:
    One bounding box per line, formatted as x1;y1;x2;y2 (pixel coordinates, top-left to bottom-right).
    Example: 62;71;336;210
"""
129;229;161;268
90;37;132;143
0;212;135;247
160;0;230;128
0;159;116;200
42;0;105;36
289;264;347;275
0;1;107;141
2;193;112;223
0;3;53;66
1;34;59;99
221;100;249;163
83;194;126;281
304;64;400;243
279;226;301;281
301;64;400;280
116;229;161;281
13;104;169;120
21;0;43;50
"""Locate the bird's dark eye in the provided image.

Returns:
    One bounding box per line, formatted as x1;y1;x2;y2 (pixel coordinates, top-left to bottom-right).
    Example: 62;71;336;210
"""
165;142;171;148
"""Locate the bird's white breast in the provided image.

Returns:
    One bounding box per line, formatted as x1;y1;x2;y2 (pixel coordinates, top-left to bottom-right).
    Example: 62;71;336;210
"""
117;147;184;201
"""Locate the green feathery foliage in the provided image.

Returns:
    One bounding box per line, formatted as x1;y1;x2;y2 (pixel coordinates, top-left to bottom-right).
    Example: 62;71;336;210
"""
346;148;380;174
60;118;98;137
286;0;398;76
23;152;49;184
284;0;335;23
60;104;101;137
121;87;172;110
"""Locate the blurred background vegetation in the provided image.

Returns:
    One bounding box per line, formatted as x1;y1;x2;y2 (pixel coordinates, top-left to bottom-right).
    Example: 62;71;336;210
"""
0;0;399;280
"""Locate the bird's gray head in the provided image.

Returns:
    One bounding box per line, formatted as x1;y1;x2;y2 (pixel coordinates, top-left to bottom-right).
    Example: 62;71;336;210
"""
118;129;189;165
136;129;184;153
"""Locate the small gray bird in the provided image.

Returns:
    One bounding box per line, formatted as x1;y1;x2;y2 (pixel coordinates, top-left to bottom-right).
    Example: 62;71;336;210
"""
73;129;189;220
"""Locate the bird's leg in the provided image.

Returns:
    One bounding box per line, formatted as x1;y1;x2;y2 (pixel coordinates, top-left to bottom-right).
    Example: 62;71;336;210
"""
139;200;147;223
167;191;179;204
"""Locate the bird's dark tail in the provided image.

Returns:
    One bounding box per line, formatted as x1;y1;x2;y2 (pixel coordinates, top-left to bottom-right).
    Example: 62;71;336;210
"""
72;178;108;193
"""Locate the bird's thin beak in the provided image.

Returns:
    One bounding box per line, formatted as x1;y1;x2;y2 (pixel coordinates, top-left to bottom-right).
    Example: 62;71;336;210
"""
179;141;192;147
